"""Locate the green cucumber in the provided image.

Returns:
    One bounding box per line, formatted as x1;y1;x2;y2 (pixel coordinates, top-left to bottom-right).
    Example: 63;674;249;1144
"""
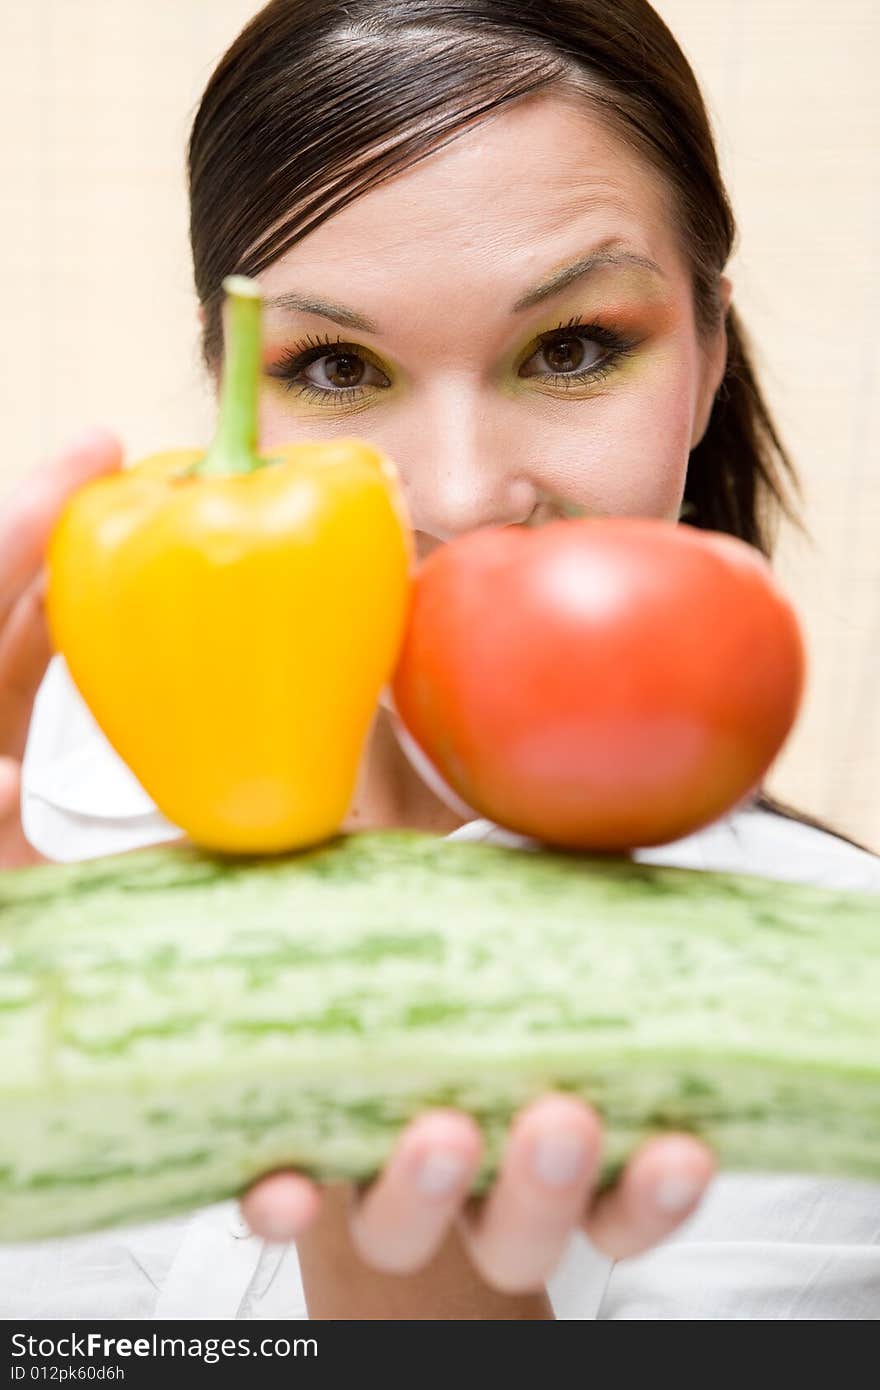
1;828;878;1242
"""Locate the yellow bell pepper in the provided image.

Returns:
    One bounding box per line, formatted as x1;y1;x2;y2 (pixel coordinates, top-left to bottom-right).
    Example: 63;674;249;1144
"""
46;277;413;854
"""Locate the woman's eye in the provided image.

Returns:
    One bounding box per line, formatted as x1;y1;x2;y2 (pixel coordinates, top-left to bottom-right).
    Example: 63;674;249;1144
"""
519;334;604;379
302;350;387;391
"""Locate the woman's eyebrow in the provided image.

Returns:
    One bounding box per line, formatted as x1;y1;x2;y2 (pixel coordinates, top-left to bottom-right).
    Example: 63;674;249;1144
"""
262;292;380;334
261;247;664;335
512;248;666;313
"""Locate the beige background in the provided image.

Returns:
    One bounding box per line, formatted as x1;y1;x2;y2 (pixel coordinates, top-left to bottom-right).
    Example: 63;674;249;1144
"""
2;1;878;850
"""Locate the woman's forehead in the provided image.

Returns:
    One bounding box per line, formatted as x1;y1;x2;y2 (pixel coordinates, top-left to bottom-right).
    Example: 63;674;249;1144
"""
257;93;685;309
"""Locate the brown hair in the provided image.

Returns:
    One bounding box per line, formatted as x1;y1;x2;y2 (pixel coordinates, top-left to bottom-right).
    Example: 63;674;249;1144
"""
186;0;873;856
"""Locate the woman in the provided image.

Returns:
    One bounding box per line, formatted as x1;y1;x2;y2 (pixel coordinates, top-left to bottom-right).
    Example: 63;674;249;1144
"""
3;0;879;1320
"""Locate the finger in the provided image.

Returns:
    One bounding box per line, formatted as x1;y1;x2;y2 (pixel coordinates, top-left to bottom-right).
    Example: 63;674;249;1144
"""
238;1170;324;1243
0;426;123;633
0;574;52;760
0;756;47;869
584;1134;716;1260
458;1093;600;1294
348;1110;482;1274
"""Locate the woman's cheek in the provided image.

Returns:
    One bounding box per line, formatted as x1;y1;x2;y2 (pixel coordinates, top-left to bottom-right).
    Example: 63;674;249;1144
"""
259;398;307;448
257;395;378;447
527;358;696;519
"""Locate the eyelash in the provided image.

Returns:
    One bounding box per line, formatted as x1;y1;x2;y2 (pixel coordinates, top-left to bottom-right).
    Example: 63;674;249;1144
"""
531;315;636;389
266;315;636;409
268;333;382;409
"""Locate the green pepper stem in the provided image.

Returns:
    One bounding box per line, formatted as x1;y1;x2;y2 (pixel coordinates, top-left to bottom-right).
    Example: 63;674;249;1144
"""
191;275;268;477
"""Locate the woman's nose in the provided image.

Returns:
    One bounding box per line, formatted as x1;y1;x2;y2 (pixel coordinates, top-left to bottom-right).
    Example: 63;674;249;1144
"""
398;383;538;542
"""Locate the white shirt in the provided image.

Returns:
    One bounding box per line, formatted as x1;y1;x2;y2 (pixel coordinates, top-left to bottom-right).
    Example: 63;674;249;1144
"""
5;655;880;1320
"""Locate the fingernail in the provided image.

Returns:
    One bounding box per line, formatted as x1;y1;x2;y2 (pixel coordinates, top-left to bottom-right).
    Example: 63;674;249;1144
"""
415;1150;468;1197
531;1132;588;1188
653;1175;701;1213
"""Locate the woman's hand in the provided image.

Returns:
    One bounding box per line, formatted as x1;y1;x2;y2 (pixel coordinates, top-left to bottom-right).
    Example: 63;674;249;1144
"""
0;427;123;869
240;1094;715;1294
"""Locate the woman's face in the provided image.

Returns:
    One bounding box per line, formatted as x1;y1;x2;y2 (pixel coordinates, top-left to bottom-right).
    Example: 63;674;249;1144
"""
248;93;730;563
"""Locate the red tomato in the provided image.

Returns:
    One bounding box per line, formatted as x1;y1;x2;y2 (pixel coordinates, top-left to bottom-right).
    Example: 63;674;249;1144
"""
390;518;806;850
